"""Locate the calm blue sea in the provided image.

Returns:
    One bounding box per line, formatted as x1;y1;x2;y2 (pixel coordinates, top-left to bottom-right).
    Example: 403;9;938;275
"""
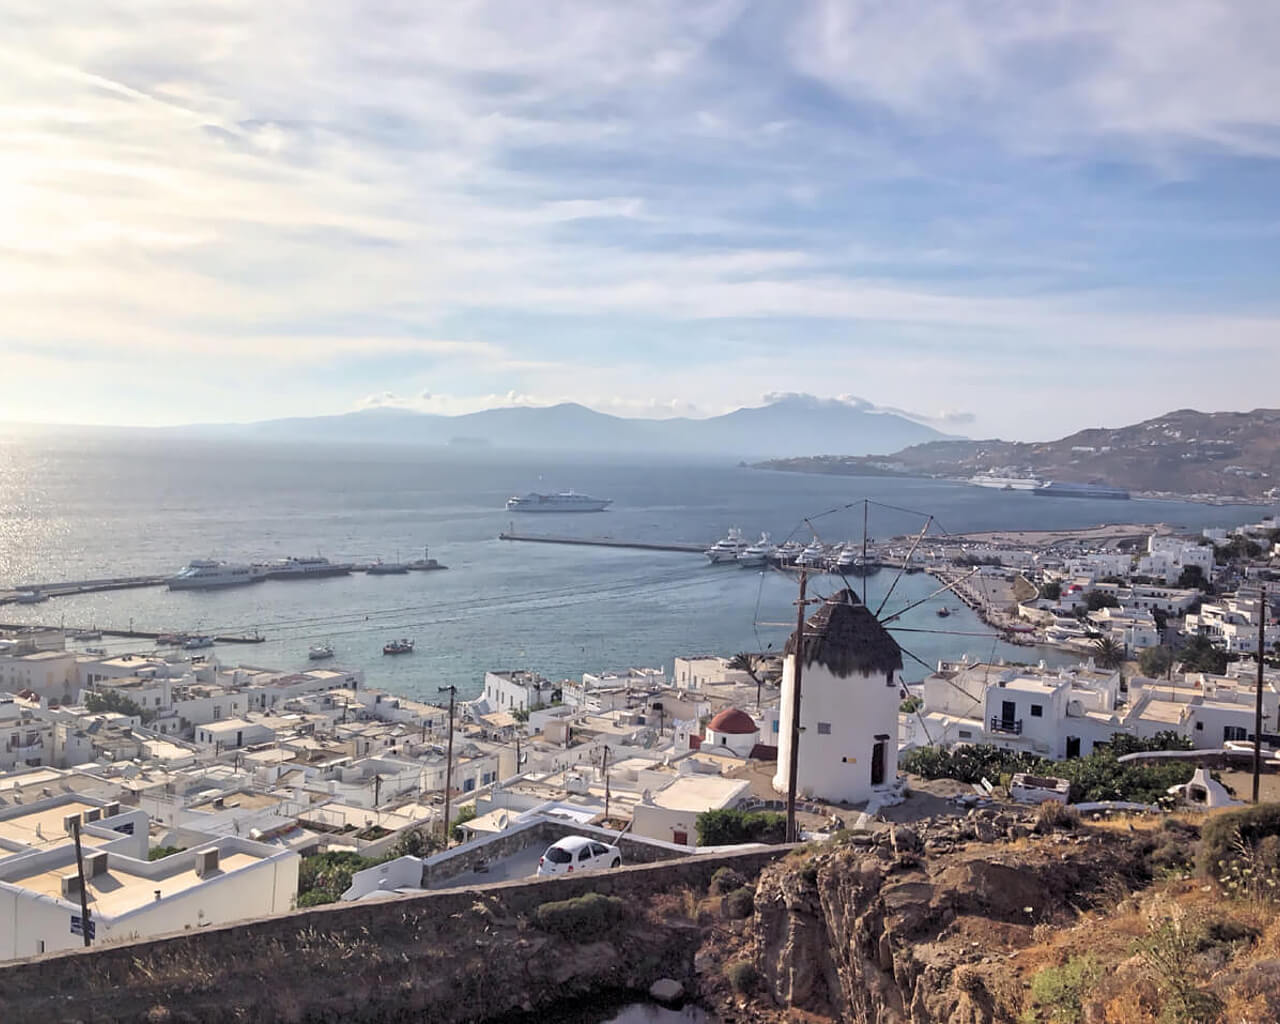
0;435;1269;700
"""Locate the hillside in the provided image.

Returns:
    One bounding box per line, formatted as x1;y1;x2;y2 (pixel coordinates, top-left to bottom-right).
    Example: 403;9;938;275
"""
758;408;1280;499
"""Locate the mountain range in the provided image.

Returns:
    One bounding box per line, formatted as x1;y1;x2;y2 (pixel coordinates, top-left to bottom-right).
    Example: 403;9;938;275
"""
178;395;950;458
759;408;1280;500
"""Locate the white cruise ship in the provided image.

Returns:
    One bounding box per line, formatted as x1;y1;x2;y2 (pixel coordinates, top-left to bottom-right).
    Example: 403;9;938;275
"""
705;528;749;564
253;555;354;580
737;533;776;567
968;474;1042;491
506;491;612;513
167;560;263;590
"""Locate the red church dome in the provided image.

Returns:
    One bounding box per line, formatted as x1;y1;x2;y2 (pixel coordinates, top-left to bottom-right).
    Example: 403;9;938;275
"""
707;708;757;735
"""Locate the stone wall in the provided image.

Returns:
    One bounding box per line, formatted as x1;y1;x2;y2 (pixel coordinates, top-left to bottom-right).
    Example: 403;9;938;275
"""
0;845;791;1024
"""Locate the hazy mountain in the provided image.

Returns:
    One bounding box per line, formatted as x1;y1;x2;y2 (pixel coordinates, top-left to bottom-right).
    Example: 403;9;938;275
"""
192;395;950;458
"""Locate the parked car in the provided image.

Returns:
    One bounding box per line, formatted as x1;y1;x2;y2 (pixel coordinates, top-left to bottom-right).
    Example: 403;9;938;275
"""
536;835;622;877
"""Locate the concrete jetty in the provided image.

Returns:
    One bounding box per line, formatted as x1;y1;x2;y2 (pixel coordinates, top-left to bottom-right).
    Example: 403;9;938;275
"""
498;531;706;554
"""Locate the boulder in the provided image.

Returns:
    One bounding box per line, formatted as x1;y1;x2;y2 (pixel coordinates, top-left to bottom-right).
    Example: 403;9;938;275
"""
649;978;685;1006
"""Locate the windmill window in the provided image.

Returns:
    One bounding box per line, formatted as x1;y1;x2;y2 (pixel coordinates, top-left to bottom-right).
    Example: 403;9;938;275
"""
817;722;832;735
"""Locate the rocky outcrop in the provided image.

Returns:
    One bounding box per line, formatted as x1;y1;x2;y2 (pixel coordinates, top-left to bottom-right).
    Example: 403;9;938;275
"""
750;814;1147;1023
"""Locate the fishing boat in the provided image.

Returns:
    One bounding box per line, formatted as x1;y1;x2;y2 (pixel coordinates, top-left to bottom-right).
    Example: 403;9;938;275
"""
367;559;410;575
184;635;214;650
308;642;335;661
383;638;415;655
936;606;952;618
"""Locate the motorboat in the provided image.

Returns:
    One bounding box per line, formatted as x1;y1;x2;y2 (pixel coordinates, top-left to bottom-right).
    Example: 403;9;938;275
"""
167;560;262;590
797;540;828;568
308;642;335;661
15;590;47;604
705;528;749;564
184;635;214;650
383;638;415;655
506;492;612;513
773;541;803;564
737;533;776;567
936;606;952;618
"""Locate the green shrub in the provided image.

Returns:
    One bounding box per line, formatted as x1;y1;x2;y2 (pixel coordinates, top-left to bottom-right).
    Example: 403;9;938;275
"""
297;850;383;906
709;866;747;895
147;845;184;861
723;960;758;994
1023;955;1103;1023
1198;803;1280;878
450;805;477;842
532;892;629;940
696;809;786;846
722;886;755;919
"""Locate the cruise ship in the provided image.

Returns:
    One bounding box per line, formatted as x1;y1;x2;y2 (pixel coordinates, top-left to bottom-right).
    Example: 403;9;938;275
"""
253;555;354;580
506;491;612;513
167;560;264;590
968;474;1042;491
1033;481;1130;500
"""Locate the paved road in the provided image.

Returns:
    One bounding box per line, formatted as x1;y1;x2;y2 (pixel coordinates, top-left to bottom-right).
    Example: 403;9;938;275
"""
427;845;546;889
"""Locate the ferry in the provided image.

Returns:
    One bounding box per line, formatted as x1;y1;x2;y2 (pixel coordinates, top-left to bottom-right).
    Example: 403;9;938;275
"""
705;528;749;564
167;560;263;590
968;475;1042;491
383;638;415;655
253;555;354;580
366;560;410;575
1033;481;1130;500
506;492;612;513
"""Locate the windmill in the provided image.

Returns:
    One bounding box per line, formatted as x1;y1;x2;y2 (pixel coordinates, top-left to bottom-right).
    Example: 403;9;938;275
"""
753;498;1009;839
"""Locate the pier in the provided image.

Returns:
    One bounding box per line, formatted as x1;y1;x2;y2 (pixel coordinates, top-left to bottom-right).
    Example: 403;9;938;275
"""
0;575;167;605
498;531;707;554
0;621;265;644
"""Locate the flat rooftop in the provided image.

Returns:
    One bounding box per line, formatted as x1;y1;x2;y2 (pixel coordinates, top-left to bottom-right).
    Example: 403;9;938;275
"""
0;801;105;850
8;852;262;917
648;775;749;811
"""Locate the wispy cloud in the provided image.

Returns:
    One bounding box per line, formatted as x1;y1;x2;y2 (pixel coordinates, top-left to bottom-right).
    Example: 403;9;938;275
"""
2;2;1279;436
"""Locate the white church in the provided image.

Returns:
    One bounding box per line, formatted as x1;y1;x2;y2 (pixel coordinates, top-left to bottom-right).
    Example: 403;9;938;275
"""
772;588;904;806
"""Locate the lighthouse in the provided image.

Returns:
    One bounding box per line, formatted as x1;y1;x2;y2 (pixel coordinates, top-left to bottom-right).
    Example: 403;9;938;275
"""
772;588;903;805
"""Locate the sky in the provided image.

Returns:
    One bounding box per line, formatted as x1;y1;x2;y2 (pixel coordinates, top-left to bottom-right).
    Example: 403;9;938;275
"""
3;0;1280;440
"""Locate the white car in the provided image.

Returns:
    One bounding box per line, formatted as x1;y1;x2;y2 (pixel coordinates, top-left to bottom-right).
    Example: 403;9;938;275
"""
536;835;622;877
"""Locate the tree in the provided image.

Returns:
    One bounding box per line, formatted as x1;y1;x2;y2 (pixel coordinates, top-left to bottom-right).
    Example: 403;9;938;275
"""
1177;564;1209;591
1092;636;1124;669
83;689;148;721
449;805;477;842
1179;634;1229;675
696;808;786;846
392;827;440;859
1085;591;1121;612
1138;646;1174;678
1039;580;1062;602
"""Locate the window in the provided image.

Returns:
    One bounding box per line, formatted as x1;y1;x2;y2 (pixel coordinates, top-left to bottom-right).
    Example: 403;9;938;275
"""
578;847;592;863
1195;721;1204;731
590;843;609;857
817;722;832;735
958;730;973;739
1225;726;1249;742
1030;704;1043;717
771;721;779;733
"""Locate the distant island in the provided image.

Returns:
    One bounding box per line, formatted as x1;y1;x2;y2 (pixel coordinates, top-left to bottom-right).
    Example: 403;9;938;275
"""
756;407;1280;502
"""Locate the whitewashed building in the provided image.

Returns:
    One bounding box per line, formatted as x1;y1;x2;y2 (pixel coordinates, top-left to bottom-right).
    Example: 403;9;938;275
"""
481;671;559;713
702;707;759;757
773;590;902;805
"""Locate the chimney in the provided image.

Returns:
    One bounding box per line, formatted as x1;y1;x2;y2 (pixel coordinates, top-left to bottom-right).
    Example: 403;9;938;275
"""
102;801;121;819
83;807;102;824
60;873;82;900
84;851;108;878
62;812;80;835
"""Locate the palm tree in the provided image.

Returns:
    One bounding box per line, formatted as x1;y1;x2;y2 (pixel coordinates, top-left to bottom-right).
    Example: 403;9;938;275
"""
1092;635;1124;670
728;652;764;708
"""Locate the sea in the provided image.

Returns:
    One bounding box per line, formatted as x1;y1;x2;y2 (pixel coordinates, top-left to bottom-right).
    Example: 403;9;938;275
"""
0;434;1271;703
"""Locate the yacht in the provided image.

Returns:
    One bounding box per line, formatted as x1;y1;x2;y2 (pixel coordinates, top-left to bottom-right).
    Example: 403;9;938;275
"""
506;492;612;513
253;555;354;580
798;540;829;568
167;560;262;590
308;642;335;661
705;528;749;564
773;541;804;565
737;533;776;567
383;638;415;655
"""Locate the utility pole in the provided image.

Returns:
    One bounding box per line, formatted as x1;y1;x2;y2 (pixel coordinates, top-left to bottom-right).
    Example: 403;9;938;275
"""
600;745;611;823
70;817;92;948
1254;585;1267;804
785;570;809;844
438;685;456;846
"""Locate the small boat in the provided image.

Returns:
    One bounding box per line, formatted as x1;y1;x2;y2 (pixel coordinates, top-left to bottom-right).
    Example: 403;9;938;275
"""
383;638;415;655
936;607;951;618
367;559;410;575
308;642;335;661
408;546;446;571
15;590;47;604
72;629;103;641
184;635;214;650
85;646;107;656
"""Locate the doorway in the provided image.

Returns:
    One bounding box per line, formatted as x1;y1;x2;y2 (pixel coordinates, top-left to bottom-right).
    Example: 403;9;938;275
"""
870;740;886;786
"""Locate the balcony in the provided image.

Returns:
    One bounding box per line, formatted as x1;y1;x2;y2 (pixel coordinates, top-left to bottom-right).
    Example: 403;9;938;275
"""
990;717;1023;736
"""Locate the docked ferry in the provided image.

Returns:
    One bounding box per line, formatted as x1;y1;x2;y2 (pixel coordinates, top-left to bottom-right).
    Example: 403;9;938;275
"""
253;555;354;579
167;560;263;590
506;491;612;513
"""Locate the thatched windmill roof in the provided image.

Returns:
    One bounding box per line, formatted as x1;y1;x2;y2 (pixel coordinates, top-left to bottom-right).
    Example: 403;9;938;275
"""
784;588;903;679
